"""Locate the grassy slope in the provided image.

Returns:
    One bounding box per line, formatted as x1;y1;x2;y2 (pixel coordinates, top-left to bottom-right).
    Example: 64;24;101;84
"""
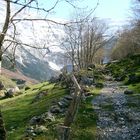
106;54;140;93
0;75;16;88
71;88;100;140
0;82;101;140
1;82;68;140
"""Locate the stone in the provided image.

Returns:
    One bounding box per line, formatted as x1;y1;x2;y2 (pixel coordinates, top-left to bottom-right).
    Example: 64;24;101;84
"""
50;106;61;113
32;91;48;103
58;100;69;108
46;112;55;122
85;92;92;97
5;86;20;97
25;86;30;90
124;90;134;95
80;77;94;85
64;95;73;100
29;116;46;125
34;125;48;134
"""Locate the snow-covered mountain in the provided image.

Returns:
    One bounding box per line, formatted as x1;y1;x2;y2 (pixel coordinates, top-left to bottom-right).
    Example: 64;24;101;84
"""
0;1;67;81
1;1;128;81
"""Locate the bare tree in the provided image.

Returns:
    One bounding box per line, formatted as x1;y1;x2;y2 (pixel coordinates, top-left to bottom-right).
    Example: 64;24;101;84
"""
0;0;98;139
0;0;85;73
63;18;108;70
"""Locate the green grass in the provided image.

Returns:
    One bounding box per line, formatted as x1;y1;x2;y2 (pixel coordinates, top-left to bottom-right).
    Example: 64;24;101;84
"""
128;83;140;94
0;75;16;88
0;78;102;140
0;82;68;140
70;88;100;140
106;54;140;94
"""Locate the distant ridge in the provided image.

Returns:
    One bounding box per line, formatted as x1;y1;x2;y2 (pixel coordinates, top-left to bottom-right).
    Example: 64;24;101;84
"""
1;68;38;84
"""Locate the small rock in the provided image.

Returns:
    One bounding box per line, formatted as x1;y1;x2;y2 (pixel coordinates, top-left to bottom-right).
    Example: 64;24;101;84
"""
5;86;20;97
124;90;134;95
29;116;46;125
58;101;69;108
85;92;92;97
46;112;55;122
34;125;48;134
50;106;61;113
64;95;73;100
25;86;30;90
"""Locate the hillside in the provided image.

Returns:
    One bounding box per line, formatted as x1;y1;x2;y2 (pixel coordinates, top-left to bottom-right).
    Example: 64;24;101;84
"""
3;47;60;81
1;68;38;85
0;54;140;140
0;81;100;140
105;54;140;93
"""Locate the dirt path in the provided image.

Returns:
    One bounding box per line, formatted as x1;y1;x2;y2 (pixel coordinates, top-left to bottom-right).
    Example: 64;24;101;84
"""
92;80;140;140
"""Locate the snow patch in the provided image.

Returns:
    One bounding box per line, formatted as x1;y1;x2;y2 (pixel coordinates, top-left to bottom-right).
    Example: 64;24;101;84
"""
48;61;61;71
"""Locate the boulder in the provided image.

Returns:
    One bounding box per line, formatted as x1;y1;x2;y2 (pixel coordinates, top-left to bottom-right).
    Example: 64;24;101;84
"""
46;112;55;122
64;95;73;100
124;90;134;95
5;86;20;97
25;126;35;136
80;77;94;85
58;100;69;108
34;125;48;134
29;116;46;125
50;105;62;113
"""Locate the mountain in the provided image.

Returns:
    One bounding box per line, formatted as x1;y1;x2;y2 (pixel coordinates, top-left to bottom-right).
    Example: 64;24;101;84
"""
1;67;38;85
0;1;66;81
3;47;61;81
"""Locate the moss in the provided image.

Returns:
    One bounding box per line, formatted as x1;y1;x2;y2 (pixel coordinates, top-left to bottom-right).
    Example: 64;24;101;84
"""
0;78;102;140
106;54;140;88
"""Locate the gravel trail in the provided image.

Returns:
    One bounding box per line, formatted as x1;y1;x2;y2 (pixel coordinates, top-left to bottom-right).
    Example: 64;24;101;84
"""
92;81;140;140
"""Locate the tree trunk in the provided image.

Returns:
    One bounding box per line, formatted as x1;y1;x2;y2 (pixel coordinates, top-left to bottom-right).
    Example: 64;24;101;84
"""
0;0;10;74
0;111;7;140
0;49;2;74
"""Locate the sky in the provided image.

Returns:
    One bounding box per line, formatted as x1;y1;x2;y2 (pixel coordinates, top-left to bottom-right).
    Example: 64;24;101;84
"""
39;0;132;22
